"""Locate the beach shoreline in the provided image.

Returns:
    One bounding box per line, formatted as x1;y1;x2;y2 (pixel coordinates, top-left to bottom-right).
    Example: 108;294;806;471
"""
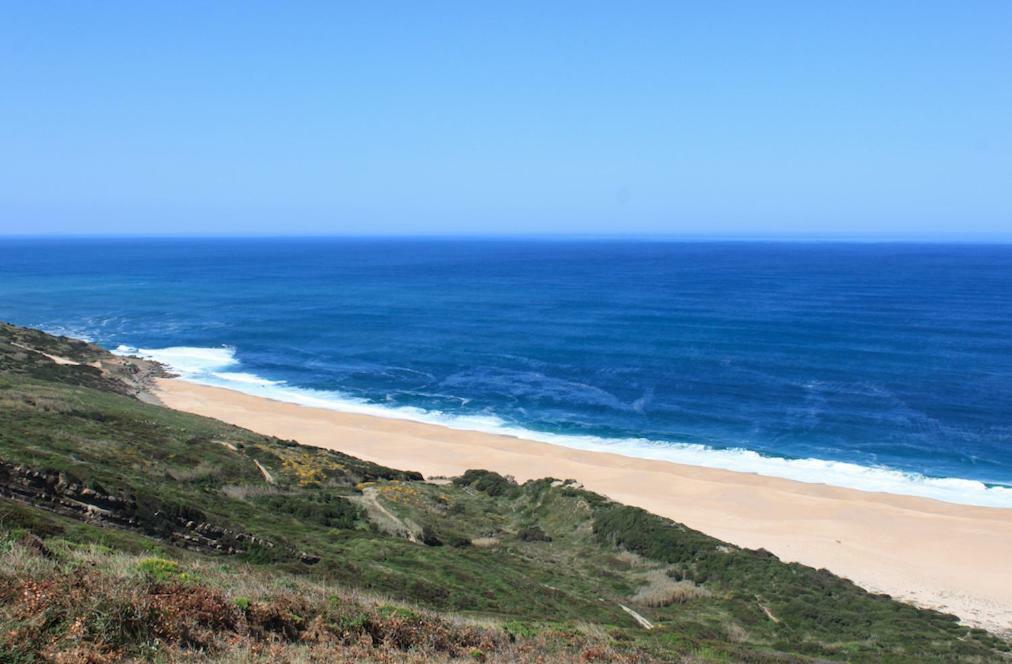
153;376;1012;635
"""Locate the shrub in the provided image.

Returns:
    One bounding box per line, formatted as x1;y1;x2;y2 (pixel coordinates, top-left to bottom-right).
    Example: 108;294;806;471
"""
420;526;443;547
136;557;182;582
377;605;418;620
502;620;539;640
452;470;519;498
517;526;551;542
635;579;709;607
254;492;363;529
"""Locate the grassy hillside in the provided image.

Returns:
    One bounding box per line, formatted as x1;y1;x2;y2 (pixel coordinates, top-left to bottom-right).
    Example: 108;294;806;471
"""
1;323;1008;662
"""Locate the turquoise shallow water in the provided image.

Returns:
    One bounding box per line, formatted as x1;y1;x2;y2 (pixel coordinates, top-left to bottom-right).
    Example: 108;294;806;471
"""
2;238;1010;506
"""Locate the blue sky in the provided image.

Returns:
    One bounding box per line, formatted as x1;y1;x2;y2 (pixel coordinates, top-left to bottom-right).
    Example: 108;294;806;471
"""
1;2;1010;237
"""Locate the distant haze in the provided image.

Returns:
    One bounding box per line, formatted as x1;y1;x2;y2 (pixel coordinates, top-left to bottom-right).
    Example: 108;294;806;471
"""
1;3;1010;237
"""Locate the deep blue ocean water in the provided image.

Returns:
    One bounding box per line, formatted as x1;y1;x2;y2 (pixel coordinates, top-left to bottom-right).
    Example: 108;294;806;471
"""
2;238;1011;506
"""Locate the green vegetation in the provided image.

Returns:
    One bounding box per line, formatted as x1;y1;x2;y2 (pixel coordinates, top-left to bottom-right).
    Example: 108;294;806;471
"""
0;322;1009;662
253;492;364;530
136;556;187;582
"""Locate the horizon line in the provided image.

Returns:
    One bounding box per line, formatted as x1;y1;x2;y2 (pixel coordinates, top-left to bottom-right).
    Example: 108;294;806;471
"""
2;231;1012;244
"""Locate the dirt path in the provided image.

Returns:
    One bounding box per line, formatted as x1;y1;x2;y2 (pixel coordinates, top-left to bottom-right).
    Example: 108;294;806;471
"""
11;342;80;366
756;596;781;623
351;487;419;542
619;604;654;629
253;459;275;484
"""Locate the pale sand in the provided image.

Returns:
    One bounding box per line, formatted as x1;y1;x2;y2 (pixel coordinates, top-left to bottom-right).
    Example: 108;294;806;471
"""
154;377;1012;634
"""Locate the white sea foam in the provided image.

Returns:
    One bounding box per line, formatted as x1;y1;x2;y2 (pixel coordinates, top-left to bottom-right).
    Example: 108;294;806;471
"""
113;344;1012;509
211;372;285;386
115;345;238;376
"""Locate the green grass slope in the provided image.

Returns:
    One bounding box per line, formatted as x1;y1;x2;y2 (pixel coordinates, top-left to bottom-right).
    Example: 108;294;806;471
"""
0;323;1008;662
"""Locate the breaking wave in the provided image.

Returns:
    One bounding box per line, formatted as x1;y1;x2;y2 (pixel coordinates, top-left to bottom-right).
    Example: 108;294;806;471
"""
114;344;1012;509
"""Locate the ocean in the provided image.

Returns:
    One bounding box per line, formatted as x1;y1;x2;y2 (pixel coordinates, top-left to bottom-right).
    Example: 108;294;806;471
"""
2;237;1010;507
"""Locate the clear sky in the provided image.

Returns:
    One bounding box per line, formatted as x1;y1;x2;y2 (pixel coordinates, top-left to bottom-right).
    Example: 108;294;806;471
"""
2;2;1010;237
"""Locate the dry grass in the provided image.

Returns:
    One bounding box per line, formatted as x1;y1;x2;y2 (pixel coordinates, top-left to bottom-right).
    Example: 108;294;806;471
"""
0;531;656;663
631;569;710;608
0;391;75;414
723;621;749;643
221;483;286;500
614;550;650;569
167;460;223;482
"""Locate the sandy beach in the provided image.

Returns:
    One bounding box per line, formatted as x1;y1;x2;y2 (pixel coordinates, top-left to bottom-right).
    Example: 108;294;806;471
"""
154;377;1012;634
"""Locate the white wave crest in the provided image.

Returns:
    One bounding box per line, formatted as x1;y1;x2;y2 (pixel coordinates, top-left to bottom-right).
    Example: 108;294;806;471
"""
115;344;239;376
115;344;1012;509
211;372;285;386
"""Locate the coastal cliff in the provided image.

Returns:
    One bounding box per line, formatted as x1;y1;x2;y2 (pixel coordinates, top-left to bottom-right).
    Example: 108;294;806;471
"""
0;323;1008;662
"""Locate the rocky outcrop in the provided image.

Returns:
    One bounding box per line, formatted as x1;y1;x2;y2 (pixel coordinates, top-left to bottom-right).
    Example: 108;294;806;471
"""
0;462;137;525
0;460;276;557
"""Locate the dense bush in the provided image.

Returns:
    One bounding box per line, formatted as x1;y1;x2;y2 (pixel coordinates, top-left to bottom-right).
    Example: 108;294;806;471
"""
593;505;710;566
420;525;443;546
452;469;519;498
254;493;362;529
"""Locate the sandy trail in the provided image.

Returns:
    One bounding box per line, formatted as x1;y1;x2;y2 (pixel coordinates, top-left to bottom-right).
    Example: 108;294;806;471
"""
351;487;419;542
11;342;81;366
252;459;275;484
153;377;1012;635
